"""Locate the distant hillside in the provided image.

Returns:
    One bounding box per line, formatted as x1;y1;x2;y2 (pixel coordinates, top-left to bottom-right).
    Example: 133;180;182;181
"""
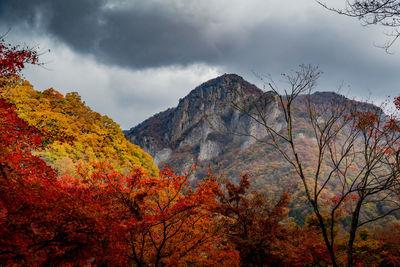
1;78;158;176
125;74;384;220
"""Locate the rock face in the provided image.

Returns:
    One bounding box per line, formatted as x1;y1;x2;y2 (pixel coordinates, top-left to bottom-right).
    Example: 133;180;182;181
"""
125;74;280;167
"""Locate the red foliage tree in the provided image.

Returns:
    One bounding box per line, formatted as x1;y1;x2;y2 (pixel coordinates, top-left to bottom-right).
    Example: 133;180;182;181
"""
0;37;38;81
0;98;108;265
216;174;329;266
0;38;105;265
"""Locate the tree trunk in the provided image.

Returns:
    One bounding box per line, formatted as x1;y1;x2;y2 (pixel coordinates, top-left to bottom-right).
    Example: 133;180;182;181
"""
347;200;362;267
314;207;338;267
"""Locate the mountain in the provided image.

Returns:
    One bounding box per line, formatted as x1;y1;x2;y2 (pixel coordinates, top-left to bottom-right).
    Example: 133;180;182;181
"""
124;74;378;198
125;74;277;169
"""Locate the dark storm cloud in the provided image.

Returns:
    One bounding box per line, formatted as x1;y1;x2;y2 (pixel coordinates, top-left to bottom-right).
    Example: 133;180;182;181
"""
97;10;218;67
0;0;103;41
0;0;228;68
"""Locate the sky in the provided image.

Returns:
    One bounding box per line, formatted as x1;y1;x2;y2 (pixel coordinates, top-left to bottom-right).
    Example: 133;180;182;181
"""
1;0;400;129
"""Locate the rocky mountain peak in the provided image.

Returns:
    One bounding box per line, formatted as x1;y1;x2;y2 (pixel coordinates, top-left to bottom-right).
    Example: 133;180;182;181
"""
187;73;262;96
125;74;278;167
177;73;263;108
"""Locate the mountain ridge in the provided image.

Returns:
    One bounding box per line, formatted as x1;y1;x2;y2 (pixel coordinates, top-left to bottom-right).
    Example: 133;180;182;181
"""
125;74;379;189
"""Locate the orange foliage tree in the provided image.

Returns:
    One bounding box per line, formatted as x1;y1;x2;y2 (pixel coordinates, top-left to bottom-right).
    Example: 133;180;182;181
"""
72;165;239;266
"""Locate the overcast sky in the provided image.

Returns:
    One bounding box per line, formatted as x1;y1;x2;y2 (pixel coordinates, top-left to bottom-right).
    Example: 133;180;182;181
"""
1;0;400;129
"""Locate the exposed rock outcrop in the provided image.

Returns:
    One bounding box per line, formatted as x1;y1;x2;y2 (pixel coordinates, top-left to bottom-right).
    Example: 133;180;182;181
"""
125;74;280;170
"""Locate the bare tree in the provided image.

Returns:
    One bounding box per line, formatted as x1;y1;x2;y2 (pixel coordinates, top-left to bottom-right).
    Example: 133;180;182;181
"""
231;65;400;266
317;0;400;51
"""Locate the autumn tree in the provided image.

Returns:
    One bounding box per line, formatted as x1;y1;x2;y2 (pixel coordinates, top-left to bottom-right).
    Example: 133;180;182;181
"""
0;98;112;266
78;164;239;266
216;174;329;266
317;0;400;51
0;36;39;88
231;65;400;267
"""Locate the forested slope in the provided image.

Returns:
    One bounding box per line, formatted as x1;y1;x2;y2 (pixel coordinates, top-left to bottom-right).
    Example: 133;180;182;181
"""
0;78;158;176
